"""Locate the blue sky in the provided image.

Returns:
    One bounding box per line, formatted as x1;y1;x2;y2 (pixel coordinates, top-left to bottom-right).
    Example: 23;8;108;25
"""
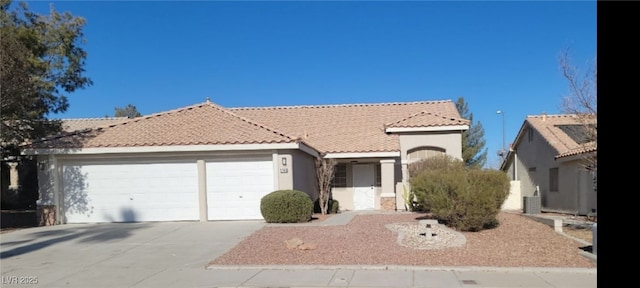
22;0;596;168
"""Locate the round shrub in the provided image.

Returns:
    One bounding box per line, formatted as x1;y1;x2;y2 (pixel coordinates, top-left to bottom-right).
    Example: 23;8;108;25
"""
260;190;313;223
410;156;510;232
329;199;340;214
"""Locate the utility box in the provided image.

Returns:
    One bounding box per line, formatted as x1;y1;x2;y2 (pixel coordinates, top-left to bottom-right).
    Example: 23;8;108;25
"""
523;196;541;214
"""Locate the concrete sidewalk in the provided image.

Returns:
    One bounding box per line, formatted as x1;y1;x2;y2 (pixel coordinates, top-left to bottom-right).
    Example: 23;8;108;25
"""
198;265;596;288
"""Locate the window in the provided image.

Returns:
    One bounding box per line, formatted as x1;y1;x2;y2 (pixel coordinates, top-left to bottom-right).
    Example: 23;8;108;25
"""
407;147;445;162
332;164;347;188
549;167;559;192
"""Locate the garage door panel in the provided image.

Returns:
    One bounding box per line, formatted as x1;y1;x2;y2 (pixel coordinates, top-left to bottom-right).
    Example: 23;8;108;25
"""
206;159;274;220
63;162;199;223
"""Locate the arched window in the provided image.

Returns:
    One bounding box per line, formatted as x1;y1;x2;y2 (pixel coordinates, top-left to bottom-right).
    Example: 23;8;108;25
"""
407;146;445;162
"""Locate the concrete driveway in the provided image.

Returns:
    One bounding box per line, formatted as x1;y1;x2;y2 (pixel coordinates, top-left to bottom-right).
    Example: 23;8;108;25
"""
0;221;265;287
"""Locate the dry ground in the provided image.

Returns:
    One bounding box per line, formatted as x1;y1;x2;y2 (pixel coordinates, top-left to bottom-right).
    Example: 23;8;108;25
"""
209;211;595;268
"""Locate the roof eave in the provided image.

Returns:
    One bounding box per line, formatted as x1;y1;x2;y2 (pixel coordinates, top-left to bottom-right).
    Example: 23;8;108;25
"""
385;125;469;133
23;142;310;156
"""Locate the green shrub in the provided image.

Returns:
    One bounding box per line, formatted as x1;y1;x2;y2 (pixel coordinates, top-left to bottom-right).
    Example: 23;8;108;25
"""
329;199;340;214
313;198;340;214
408;154;464;178
410;157;510;232
260;190;314;223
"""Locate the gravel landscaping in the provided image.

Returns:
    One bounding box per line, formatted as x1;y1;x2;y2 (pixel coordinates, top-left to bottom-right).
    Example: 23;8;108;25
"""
209;211;595;268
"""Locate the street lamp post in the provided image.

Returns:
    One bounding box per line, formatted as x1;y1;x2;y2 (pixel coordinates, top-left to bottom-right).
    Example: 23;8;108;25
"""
496;110;505;157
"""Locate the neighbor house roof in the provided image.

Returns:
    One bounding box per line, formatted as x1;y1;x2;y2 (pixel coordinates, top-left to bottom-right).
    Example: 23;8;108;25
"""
27;99;469;154
231;100;468;153
28;102;300;149
521;113;596;159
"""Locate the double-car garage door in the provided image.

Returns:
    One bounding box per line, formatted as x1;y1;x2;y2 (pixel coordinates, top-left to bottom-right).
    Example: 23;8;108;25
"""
62;157;274;223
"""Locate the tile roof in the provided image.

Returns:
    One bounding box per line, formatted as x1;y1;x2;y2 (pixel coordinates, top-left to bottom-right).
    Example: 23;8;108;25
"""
231;100;468;153
61;117;129;132
30;102;299;149
525;114;597;159
386;110;470;128
29;100;468;153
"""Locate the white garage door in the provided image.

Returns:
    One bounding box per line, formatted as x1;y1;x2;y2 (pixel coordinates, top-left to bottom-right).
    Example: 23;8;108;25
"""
207;158;274;220
62;161;199;223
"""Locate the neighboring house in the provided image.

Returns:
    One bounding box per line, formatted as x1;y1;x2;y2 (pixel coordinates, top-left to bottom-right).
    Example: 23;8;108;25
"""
500;113;596;216
21;99;469;224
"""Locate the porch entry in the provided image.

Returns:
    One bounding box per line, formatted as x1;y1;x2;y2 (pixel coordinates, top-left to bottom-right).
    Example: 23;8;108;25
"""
353;164;375;210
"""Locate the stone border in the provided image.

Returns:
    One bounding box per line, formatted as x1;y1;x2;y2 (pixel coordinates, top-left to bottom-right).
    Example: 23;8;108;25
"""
385;220;466;250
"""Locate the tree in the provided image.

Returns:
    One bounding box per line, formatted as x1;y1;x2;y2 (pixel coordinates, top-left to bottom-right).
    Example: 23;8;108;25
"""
114;104;142;118
1;0;91;158
455;97;488;169
558;49;597;192
315;156;336;215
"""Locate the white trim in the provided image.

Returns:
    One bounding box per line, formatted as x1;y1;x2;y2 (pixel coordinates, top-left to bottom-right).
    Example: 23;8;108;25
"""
380;193;396;197
380;159;396;164
48;154;61;224
555;151;596;163
324;152;400;159
25;143;316;156
297;143;320;157
272;151;279;191
385;125;469;133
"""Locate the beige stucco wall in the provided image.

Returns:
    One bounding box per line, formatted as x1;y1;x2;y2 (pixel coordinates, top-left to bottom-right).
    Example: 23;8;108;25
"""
398;132;463;162
501;180;522;210
330;161;396;211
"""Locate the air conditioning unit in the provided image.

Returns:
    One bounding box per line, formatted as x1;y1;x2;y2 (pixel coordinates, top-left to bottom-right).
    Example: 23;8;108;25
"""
523;196;541;214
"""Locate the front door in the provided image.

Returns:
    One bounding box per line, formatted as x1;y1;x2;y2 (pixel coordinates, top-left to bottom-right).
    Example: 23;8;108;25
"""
353;164;375;210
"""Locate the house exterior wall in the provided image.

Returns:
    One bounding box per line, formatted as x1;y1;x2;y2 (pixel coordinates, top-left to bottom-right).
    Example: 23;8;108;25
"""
398;132;463;162
332;163;354;210
548;159;597;214
289;149;319;201
511;126;557;206
275;153;293;191
398;132;463;184
330;160;394;211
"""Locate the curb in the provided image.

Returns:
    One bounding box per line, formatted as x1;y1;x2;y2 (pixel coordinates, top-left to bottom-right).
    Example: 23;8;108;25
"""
205;264;597;274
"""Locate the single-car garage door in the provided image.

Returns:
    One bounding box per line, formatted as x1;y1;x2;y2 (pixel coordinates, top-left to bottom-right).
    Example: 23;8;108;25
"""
207;158;274;220
62;161;199;223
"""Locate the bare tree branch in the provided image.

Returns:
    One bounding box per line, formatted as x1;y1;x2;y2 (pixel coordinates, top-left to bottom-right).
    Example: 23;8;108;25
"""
315;157;337;215
559;48;597;192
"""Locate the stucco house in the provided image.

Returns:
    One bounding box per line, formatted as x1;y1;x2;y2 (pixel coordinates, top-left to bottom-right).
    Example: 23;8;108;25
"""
500;113;596;216
23;99;469;224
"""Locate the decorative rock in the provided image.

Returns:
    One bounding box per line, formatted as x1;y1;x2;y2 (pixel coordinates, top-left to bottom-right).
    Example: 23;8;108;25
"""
386;222;467;250
298;243;317;250
285;237;304;249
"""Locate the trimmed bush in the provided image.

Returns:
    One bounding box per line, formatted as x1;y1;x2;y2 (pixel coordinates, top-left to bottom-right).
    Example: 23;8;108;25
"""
329;199;340;214
410;156;510;232
408;154;463;178
260;190;313;223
